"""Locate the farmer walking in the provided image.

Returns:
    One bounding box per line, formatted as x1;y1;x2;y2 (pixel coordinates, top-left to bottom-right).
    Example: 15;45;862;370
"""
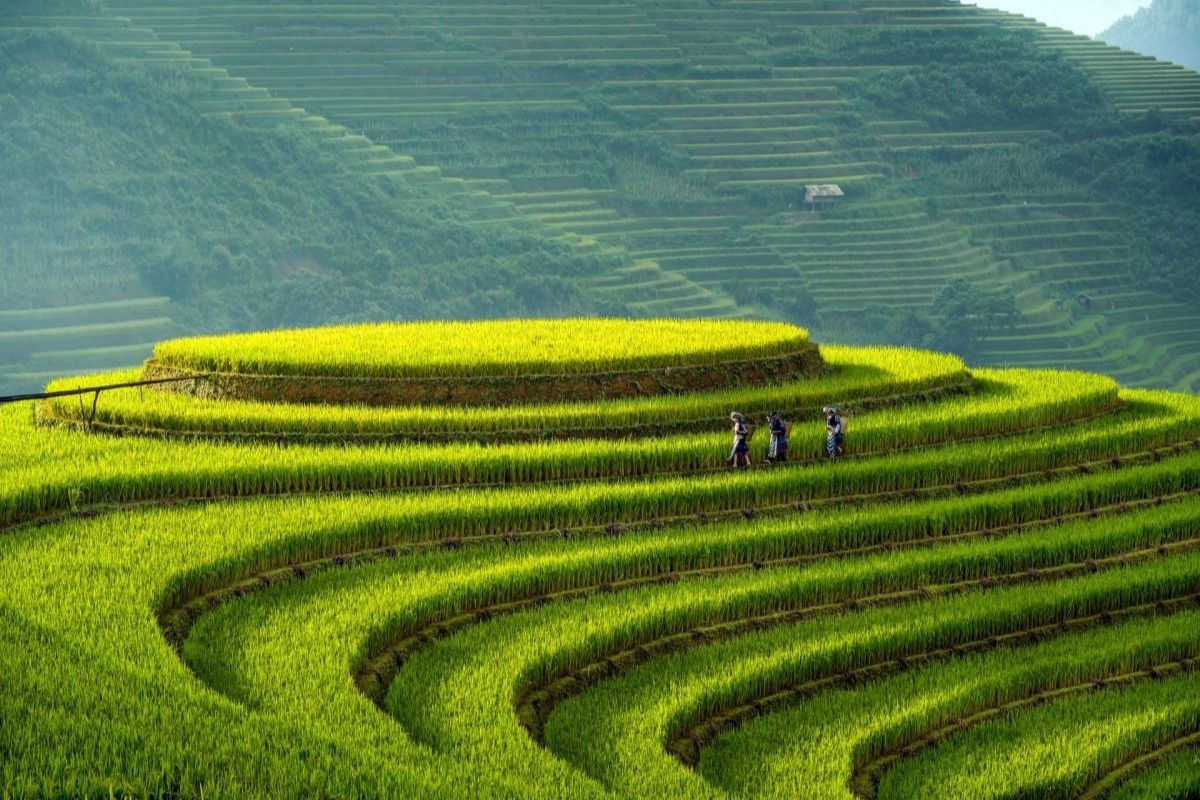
728;412;751;469
824;406;845;459
767;411;789;463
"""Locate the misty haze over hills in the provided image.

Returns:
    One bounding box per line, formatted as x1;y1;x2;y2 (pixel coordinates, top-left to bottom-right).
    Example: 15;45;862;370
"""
981;0;1199;71
1100;0;1200;72
978;1;1149;36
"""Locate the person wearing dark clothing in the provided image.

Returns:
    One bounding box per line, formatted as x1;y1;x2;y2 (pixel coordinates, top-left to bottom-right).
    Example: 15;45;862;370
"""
824;406;845;458
767;411;789;463
728;411;751;468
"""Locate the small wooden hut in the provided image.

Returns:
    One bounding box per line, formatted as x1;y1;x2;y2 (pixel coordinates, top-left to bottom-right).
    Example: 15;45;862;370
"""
805;184;844;214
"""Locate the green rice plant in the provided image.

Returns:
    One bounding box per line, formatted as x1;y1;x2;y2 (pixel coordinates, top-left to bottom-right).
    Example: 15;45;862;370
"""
3;404;1196;799
0;498;464;799
536;554;1200;799
148;427;1200;637
4;381;1190;544
1108;748;1200;800
156;450;1200;647
41;345;970;442
150;319;809;378
700;614;1200;800
876;671;1200;799
7;474;1190;800
3;321;1200;798
179;497;1200;800
392;497;1200;751
2;377;1186;538
523;550;1200;799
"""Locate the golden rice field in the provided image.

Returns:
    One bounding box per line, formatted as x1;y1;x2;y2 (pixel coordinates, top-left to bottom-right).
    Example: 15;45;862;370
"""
1;319;1198;799
150;319;810;378
144;320;821;406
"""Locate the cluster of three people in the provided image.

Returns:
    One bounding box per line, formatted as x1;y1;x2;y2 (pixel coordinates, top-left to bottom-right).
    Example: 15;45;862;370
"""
727;407;844;468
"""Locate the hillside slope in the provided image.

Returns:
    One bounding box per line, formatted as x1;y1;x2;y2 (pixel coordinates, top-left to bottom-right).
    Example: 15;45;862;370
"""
0;3;634;393
85;0;1200;393
5;0;1200;394
1100;0;1200;72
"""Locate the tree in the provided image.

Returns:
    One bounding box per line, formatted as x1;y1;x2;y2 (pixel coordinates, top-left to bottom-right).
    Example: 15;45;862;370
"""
931;279;1018;358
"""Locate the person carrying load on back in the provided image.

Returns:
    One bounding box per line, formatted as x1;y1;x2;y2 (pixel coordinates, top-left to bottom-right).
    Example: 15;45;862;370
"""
824;406;845;459
767;411;790;463
728;412;751;469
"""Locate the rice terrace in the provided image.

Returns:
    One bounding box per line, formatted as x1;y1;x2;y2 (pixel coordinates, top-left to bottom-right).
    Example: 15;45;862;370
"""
2;1;1200;799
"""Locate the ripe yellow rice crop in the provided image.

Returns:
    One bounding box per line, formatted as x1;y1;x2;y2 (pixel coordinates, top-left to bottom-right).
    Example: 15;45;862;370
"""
42;346;966;441
150;319;811;378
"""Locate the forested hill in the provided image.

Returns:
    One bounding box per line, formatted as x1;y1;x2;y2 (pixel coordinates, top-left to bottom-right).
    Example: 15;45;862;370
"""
0;31;615;321
0;2;626;394
1100;0;1200;72
3;0;1200;394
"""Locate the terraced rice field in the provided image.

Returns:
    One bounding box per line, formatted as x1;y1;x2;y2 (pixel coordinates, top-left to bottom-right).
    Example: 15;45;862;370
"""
0;8;651;388
45;0;1192;393
0;298;175;396
3;318;1200;798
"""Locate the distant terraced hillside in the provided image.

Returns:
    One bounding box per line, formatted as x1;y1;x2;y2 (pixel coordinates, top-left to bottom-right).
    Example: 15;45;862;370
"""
80;0;1199;392
0;298;175;392
0;4;635;394
8;0;1200;392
